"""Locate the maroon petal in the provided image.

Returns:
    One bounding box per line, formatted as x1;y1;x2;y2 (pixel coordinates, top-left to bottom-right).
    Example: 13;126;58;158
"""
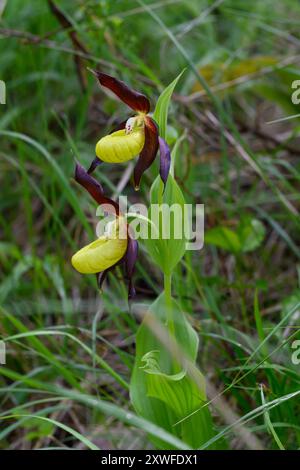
75;162;119;215
158;137;171;188
89;69;150;113
133;116;159;190
124;235;138;300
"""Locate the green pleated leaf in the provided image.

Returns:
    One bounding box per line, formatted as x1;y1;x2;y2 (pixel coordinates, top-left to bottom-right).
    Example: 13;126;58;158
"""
130;293;217;449
144;174;188;275
205;226;241;253
205;216;265;253
238;217;266;252
140;350;206;417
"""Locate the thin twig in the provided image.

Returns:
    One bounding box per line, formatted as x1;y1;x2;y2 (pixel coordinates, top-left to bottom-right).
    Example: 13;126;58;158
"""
47;0;88;91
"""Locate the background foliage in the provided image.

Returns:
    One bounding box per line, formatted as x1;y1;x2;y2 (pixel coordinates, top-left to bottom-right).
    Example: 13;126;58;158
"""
0;0;300;449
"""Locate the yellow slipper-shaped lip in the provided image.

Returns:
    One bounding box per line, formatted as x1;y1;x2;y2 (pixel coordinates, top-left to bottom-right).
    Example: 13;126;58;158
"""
71;218;128;274
95;128;145;163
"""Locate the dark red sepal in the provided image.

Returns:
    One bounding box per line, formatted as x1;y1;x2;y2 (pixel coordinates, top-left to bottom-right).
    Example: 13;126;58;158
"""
74;162;119;215
90;69;150;113
133;116;159;190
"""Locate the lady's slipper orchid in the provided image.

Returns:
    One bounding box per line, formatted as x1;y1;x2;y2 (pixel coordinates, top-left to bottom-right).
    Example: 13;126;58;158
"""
87;70;171;190
72;163;138;299
71;217;127;274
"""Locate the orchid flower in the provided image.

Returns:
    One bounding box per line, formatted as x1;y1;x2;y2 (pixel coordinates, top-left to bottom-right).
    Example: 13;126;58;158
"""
71;163;138;299
87;70;171;190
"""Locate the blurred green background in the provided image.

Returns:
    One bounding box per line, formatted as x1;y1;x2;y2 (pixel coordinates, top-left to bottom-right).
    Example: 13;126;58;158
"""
0;0;300;450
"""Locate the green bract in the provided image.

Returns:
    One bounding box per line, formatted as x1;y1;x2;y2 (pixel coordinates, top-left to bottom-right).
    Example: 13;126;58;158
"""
144;174;188;275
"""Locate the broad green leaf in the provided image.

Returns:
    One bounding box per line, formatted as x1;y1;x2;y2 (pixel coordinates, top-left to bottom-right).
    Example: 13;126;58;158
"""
205;217;265;253
205;226;241;253
238;217;266;252
141;350;206;417
130;293;217;449
144;174;188;275
153;70;185;139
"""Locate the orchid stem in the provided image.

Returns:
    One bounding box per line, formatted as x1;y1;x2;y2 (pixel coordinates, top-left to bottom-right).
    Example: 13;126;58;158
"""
164;273;174;336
